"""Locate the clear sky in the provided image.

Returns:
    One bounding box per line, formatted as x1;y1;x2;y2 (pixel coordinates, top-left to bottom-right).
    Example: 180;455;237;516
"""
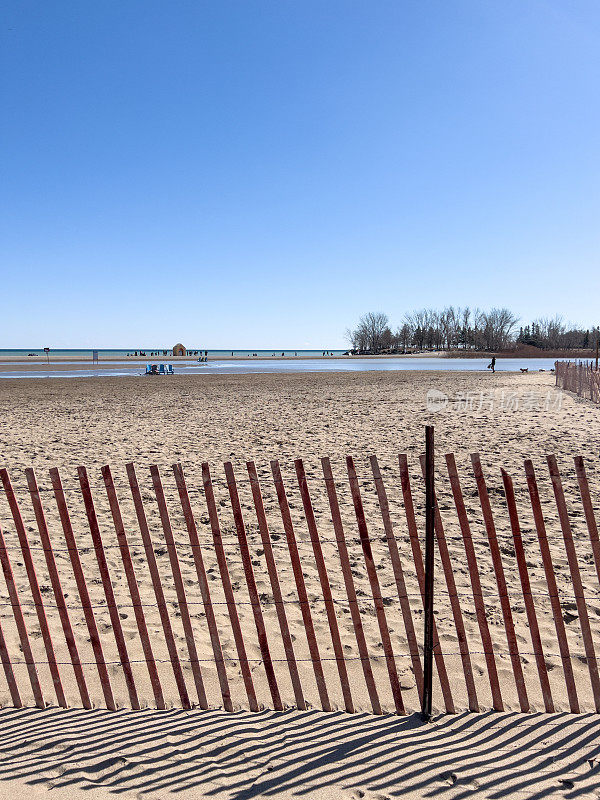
1;1;599;348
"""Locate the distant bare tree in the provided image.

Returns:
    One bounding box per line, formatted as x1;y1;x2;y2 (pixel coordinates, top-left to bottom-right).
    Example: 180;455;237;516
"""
346;312;390;352
533;316;566;349
345;306;599;354
481;308;519;350
460;307;471;349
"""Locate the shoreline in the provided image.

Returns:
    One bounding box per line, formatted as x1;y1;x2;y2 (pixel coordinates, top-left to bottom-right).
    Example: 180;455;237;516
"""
0;352;440;363
0;348;589;365
0;349;577;365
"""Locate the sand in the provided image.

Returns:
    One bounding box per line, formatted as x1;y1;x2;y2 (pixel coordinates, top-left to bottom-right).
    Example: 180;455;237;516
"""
1;706;599;800
0;369;599;799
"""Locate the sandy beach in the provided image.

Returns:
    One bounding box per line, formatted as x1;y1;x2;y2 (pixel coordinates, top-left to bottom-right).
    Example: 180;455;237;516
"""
0;368;592;477
0;369;599;798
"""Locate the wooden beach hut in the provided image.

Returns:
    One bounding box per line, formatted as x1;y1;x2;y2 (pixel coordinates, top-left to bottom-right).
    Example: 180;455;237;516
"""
172;343;186;356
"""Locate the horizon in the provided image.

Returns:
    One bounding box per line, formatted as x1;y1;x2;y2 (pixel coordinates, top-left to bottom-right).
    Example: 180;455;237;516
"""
0;346;346;351
2;1;599;346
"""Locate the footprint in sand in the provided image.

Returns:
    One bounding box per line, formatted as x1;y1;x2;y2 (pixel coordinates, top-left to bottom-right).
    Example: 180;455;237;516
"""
438;771;480;791
439;771;458;786
45;763;69;779
558;778;575;789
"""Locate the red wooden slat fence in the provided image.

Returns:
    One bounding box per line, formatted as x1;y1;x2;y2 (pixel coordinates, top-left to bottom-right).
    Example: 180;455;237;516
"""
523;459;579;712
295;458;354;713
445;453;503;711
501;469;554;712
555;360;600;403
0;446;599;714
398;454;455;713
470;454;529;712
77;466;140;710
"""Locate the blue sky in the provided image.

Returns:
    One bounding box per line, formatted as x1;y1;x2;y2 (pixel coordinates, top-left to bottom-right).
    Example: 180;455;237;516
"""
1;1;598;348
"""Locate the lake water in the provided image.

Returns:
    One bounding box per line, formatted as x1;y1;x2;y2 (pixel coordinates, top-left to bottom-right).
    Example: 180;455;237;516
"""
0;357;563;379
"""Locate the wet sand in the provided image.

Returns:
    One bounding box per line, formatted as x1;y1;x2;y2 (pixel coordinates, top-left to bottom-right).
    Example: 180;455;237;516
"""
0;352;441;371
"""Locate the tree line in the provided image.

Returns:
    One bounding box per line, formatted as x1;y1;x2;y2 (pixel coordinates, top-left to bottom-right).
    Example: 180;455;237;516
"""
345;308;599;354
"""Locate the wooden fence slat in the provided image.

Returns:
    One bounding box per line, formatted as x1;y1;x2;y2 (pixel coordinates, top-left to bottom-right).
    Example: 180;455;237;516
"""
419;454;478;712
0;524;42;707
398;454;455;713
224;462;282;710
102;465;165;709
370;456;423;702
501;469;554;712
346;457;405;714
573;456;600;589
445;453;503;711
247;461;305;710
0;617;21;707
322;457;382;714
0;469;66;707
124;465;190;709
172;463;232;711
369;456;423;700
78;466;140;710
271;460;331;712
523;459;579;712
547;455;600;711
0;527;40;708
470;454;529;711
149;464;208;709
202;461;258;711
295;458;354;713
26;468;91;709
127;464;191;709
49;468;115;710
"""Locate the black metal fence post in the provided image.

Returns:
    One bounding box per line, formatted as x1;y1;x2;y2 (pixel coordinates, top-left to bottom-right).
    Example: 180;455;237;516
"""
422;425;435;721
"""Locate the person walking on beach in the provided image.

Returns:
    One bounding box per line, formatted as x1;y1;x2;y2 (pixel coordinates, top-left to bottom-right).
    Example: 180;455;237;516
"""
487;356;496;373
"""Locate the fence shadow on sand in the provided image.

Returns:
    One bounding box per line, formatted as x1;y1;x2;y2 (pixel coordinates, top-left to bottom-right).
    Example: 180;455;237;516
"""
0;706;599;799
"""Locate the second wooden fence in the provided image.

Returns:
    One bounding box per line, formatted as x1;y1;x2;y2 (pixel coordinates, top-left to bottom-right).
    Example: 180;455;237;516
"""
0;447;599;714
556;359;600;403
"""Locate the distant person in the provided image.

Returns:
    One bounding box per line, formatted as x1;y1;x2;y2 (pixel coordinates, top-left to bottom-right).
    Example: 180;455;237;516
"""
487;356;496;373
